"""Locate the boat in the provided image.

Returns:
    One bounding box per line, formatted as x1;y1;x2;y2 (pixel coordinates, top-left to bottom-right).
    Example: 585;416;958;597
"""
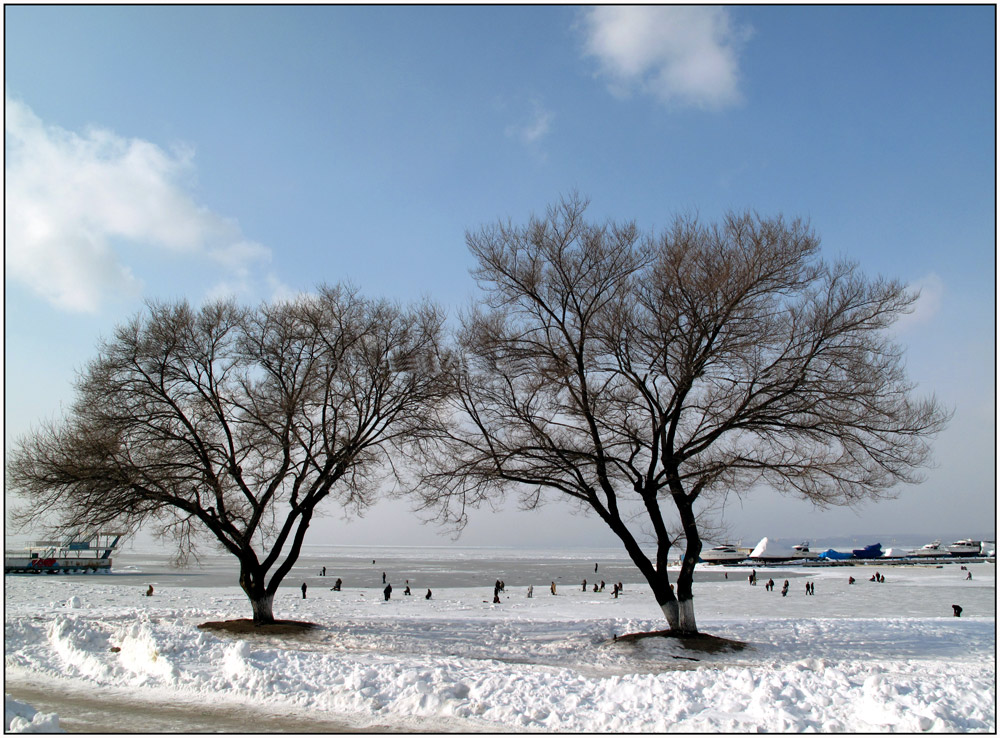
945;539;983;557
749;537;818;561
819;548;854;560
4;533;122;574
852;543;883;559
790;542;819;559
700;545;749;563
908;540;943;557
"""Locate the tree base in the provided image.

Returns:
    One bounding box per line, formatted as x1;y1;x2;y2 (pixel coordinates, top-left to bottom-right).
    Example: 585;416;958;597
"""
611;629;746;654
197;619;319;636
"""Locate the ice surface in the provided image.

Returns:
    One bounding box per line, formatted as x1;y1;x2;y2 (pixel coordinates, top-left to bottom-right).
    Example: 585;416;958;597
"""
4;548;995;732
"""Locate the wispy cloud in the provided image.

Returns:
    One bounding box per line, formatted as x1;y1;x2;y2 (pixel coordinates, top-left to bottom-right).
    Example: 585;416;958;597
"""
580;6;751;110
895;273;945;333
505;102;554;146
4;96;278;313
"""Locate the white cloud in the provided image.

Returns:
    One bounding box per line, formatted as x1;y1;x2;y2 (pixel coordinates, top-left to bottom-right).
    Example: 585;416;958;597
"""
895;272;945;333
580;6;750;110
505;104;554;145
503;98;554;149
4;96;272;313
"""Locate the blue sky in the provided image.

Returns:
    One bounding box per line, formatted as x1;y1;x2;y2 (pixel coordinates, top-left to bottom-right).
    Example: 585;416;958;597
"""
4;5;995;549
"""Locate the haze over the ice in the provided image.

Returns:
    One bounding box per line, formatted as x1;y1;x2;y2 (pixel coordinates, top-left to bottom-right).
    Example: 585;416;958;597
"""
4;6;995;547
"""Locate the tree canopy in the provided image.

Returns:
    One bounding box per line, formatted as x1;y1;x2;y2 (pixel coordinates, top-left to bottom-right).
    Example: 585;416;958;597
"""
417;195;949;632
7;285;450;623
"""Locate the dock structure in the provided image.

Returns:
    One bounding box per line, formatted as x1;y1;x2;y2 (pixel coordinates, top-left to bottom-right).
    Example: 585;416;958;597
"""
4;533;122;574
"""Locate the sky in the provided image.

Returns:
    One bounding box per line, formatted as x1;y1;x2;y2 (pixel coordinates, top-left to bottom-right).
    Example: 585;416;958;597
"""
4;5;996;551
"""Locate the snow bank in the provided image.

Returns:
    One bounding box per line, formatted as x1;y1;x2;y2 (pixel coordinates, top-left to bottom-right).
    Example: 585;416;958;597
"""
4;695;63;733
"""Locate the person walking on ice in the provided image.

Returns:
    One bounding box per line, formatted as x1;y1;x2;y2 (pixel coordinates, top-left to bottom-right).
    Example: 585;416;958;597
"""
301;582;308;599
550;581;556;595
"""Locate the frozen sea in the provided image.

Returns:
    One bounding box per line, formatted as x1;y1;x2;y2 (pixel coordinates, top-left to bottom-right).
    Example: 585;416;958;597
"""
4;544;996;733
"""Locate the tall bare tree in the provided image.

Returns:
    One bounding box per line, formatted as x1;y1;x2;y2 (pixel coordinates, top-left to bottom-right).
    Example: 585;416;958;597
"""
7;285;449;624
419;195;949;634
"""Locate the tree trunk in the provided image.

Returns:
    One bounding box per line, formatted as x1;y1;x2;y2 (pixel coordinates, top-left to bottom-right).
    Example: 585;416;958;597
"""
240;564;275;625
671;490;703;634
249;591;276;624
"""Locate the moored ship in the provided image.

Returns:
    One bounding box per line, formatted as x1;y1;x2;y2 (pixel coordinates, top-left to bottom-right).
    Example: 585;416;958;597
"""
945;539;983;557
5;533;122;574
700;545;749;563
908;540;944;557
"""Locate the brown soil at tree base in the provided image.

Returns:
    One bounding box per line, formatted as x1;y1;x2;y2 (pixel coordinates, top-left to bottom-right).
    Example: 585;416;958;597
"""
198;619;320;635
612;629;746;654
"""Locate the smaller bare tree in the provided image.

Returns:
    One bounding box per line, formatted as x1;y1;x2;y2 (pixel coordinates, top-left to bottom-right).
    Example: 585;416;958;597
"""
7;285;450;624
419;195;949;634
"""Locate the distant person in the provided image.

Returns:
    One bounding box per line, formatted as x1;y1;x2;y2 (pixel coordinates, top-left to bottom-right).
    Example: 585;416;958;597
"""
527;585;533;598
595;563;598;573
332;578;342;591
425;589;432;600
613;584;619;599
321;566;326;577
382;572;387;584
848;576;855;585
146;585;154;597
599;581;605;591
617;581;623;593
966;571;973;580
500;580;505;592
301;582;307;599
781;580;789;597
384;583;392;601
551;581;557;595
952;604;963;617
404;584;412;596
373;560;376;565
724;572;728;580
495;579;502;592
593;583;599;592
582;579;588;592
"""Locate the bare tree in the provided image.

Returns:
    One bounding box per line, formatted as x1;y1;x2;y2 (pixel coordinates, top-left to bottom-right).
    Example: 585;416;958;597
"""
419;195;949;634
7;285;449;624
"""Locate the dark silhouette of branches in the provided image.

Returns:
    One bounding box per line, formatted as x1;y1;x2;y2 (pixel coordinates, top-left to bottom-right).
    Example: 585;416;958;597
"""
7;285;450;623
418;194;949;633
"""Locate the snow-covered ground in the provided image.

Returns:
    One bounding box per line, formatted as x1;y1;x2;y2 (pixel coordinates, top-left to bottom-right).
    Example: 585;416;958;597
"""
4;552;995;733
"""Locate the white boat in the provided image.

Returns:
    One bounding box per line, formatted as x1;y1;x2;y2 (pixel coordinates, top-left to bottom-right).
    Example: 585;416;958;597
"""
790;542;819;559
945;539;983;557
4;533;122;574
908;540;944;557
700;545;748;563
749;537;818;561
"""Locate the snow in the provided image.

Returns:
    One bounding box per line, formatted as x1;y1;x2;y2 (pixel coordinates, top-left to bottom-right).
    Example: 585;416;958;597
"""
4;551;995;733
5;695;64;733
